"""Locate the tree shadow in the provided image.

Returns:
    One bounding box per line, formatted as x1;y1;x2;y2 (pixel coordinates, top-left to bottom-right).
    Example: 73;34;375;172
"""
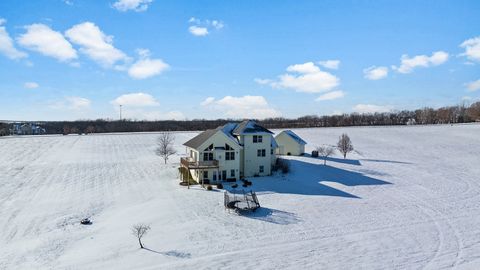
250;159;392;198
360;159;412;165
303;153;362;166
143;248;191;258
242;207;301;225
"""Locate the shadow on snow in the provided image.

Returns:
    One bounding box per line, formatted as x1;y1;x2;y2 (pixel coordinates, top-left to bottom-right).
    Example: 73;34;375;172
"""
247;159;392;199
242;207;301;225
143;248;191;258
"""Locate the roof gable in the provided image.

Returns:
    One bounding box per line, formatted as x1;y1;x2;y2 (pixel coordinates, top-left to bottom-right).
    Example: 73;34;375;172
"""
278;130;307;145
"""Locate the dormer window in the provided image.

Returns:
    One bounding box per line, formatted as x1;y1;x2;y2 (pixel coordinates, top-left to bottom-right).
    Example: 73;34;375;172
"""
253;135;263;143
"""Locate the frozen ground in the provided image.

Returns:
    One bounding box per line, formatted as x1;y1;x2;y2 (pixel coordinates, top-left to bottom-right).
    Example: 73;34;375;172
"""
1;124;480;270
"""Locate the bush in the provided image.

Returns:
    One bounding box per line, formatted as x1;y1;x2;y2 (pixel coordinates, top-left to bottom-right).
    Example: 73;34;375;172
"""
206;185;213;191
275;158;290;174
216;183;223;189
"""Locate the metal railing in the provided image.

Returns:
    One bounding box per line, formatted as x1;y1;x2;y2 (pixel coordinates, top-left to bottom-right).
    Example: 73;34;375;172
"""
180;157;219;168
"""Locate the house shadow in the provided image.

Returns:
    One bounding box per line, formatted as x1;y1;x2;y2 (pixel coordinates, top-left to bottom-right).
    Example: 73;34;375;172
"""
242;207;301;225
249;159;392;199
144;248;191;258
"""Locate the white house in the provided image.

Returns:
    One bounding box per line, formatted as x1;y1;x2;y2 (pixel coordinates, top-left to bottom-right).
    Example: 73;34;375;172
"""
181;120;277;183
275;130;307;156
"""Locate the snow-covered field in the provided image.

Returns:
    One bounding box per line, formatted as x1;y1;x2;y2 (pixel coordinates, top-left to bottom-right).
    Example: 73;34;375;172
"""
1;124;480;270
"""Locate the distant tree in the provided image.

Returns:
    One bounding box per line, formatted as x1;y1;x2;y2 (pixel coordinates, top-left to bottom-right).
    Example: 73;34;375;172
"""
85;125;95;134
156;132;177;164
316;146;335;165
337;133;354;159
70;126;80;135
131;224;150;249
63;125;70;135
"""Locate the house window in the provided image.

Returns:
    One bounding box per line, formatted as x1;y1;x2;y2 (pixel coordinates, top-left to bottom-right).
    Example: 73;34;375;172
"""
225;143;235;160
203;171;208;179
257;149;266;157
231;169;235;177
271;149;273;155
253;135;263;143
204;144;213;151
259;165;264;173
226;152;235;160
203;152;213;161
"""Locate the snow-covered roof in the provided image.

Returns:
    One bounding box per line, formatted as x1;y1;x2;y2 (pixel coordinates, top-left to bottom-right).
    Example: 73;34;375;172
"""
281;130;307;145
232;120;273;135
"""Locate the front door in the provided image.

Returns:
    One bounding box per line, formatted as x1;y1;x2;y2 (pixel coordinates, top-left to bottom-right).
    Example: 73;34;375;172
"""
222;170;227;181
213;171;217;181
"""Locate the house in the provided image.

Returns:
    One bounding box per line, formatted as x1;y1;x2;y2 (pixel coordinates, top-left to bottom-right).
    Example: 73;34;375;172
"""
10;122;46;135
180;120;277;184
275;130;307;156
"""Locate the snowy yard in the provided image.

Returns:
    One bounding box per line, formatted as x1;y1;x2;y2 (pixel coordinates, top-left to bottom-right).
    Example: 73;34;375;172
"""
1;124;480;270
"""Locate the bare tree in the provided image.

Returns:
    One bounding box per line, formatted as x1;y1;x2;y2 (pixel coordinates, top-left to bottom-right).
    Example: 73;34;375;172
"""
155;132;177;164
337;133;354;159
316;146;335;165
131;223;151;249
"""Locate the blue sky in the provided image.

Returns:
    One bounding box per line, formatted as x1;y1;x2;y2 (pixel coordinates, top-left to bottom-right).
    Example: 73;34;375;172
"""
0;0;479;121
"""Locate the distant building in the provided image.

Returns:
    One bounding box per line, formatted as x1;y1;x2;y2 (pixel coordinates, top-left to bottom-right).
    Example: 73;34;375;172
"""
10;122;46;135
275;130;307;156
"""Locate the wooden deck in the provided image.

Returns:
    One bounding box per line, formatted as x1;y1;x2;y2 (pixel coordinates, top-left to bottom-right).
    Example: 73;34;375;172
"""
180;157;219;169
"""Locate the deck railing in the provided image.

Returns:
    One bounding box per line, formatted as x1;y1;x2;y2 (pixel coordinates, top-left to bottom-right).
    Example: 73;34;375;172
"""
180;157;219;169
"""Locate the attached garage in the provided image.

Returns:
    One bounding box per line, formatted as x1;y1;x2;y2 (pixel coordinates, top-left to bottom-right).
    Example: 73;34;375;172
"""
275;130;307;156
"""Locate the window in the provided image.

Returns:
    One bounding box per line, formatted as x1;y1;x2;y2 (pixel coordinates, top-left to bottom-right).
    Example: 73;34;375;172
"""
204;144;213;151
203;152;213;161
271;149;273;155
253;135;263;143
257;149;266;157
259;165;264;173
203;171;208;179
231;169;235;177
225;143;235;160
226;152;235;160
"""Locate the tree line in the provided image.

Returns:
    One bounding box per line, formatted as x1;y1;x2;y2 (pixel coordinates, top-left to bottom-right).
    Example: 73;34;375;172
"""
1;102;479;136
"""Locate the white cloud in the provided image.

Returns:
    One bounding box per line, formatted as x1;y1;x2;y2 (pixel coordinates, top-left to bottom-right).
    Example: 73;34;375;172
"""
315;90;345;101
188;26;209;37
0;19;28;59
465;79;480;92
200;97;215;106
188;17;224;36
353;104;393;114
50;96;91;110
254;78;272;85
111;92;159;107
286;62;320;74
462;96;472;101
17;23;77;62
112;0;153;12
201;95;281;119
24;82;39;89
392;51;449;74
62;0;73;5
128;49;169;79
318;60;340;70
265;62;339;93
460;36;480;62
363;66;388;80
65;22;128;67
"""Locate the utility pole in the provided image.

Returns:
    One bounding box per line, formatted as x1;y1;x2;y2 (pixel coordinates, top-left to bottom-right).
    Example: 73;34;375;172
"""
119;105;122;121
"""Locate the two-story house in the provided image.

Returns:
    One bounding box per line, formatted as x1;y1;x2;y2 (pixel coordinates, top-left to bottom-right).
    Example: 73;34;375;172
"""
180;120;277;184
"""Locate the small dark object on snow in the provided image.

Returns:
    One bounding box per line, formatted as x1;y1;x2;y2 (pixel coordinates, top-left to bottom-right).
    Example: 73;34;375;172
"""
81;218;92;225
232;183;238;188
311;150;319;157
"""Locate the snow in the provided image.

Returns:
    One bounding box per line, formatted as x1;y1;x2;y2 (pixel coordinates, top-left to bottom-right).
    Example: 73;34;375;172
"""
1;124;480;269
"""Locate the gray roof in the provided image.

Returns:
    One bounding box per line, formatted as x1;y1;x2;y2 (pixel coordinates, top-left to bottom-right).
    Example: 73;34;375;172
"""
279;130;307;145
232;120;273;135
183;120;271;149
183;128;219;149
